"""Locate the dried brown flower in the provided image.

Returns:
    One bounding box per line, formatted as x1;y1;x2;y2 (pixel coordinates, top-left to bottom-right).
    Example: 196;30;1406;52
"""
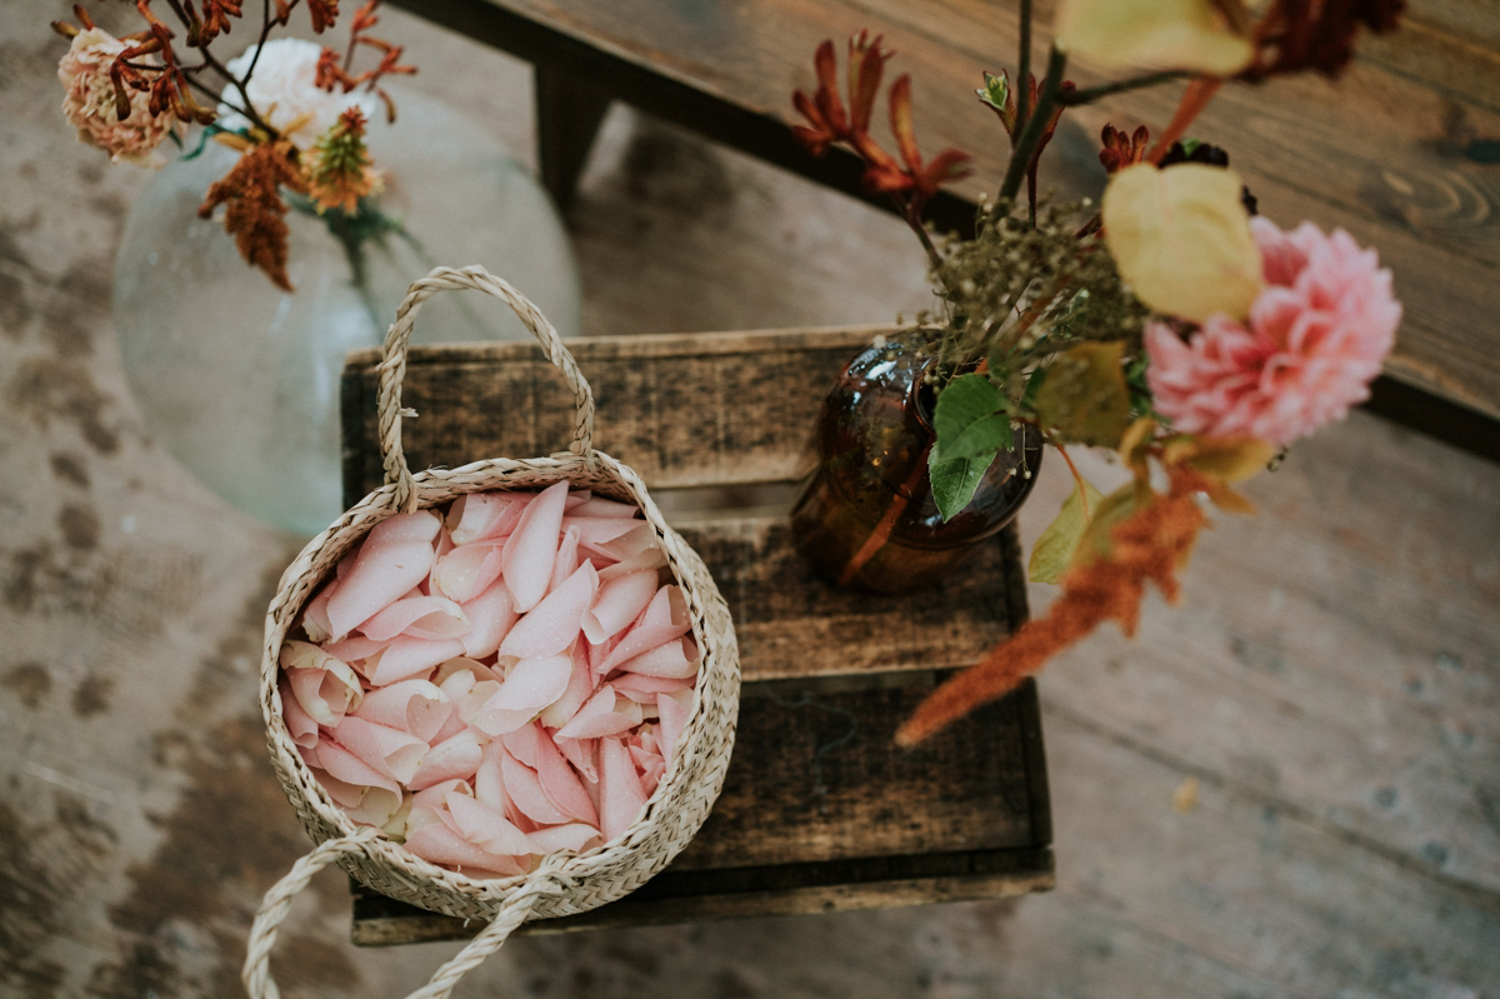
198;140;307;291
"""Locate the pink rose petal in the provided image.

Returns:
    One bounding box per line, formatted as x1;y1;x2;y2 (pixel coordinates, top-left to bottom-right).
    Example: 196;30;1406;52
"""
302;583;336;643
361;595;472;642
591;523;662;564
459;580;517;659
447;493;523;545
615;635;701;680
411;779;470;809
629;743;666;798
656;689;692;766
368;510;443;546
321;634;390;665
310;765;403;827
556;736;599;784
473;742;508;814
445;791;539;857
502;481;570;613
498;562;599;660
280;641;363;724
539;643;598;729
555;685;642;740
549;526;582;596
598;737;648;841
330;716;427;784
437;666;501;727
501;747;573;826
404;822;526;877
312;739;403;799
565;516;642;552
611;672;695;698
431;541;506;605
366;637;468;686
600;585;693;672
353;679;452;742
526;823;601;855
570;497;641;519
583;569;659;645
534;730;599;825
596;545;669;581
279;678;321;748
326;534;438;640
501;723;543;769
472;655;573;736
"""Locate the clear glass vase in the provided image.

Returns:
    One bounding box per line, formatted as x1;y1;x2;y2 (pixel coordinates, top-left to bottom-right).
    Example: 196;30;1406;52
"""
112;88;581;536
790;330;1042;593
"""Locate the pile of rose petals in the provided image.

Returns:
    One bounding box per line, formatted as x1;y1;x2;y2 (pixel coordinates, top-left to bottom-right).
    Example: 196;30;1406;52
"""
279;482;700;878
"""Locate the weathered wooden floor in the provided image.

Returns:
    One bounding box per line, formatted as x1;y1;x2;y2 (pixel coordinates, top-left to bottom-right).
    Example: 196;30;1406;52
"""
2;5;1497;997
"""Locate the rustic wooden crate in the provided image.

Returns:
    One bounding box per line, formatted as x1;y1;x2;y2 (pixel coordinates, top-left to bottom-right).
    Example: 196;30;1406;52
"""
339;326;1053;944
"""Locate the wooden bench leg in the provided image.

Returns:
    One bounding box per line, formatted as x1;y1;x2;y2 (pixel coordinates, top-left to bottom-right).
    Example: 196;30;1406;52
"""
534;63;612;213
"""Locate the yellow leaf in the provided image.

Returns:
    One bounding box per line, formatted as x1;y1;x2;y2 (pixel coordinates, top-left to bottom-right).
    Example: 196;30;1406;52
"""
1029;477;1105;584
1055;0;1254;76
1204;482;1257;515
1033;342;1133;448
1119;417;1157;485
1162;435;1276;483
1102;163;1263;322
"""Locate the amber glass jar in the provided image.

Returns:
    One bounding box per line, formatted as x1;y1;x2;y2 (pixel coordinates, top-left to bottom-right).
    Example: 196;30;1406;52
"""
790;331;1042;593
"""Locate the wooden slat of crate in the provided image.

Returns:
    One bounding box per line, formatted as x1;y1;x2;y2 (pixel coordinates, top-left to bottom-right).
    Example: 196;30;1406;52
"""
339;327;1053;943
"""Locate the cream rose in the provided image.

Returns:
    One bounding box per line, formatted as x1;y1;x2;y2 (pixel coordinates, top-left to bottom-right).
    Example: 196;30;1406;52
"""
58;27;178;167
218;38;382;148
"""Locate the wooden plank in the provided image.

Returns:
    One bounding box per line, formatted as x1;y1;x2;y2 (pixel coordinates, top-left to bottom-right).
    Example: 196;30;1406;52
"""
387;0;1500;424
350;677;1054;944
1017;702;1500;997
351;850;1056;944
340;327;882;502
1016;410;1500;896
674;516;1023;682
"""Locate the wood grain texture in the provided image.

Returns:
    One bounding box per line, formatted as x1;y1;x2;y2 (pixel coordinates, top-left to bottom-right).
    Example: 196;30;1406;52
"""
341;328;1053;942
390;0;1500;420
341;328;883;500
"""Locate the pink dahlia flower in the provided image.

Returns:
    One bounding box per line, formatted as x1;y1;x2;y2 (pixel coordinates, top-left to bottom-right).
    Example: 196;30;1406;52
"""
58;28;178;167
1145;217;1401;446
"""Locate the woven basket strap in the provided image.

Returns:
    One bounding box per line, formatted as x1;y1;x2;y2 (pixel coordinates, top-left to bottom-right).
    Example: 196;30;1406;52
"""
242;830;573;999
377;265;597;514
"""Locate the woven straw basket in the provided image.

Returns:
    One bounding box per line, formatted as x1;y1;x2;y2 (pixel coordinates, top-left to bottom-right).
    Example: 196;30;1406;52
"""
244;266;740;999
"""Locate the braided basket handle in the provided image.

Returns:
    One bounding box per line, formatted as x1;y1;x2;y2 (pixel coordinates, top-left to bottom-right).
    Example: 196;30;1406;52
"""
377;265;597;514
243;830;572;999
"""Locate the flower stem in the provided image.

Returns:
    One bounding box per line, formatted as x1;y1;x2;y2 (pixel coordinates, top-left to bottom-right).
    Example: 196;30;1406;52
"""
836;440;934;587
1015;0;1032;141
998;47;1066;205
1147;77;1223;164
1062;70;1189;106
1055;443;1090;520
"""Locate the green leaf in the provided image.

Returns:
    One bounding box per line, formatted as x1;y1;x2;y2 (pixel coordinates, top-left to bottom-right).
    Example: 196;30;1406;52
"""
1054;0;1254;76
929;448;997;522
933;373;1014;464
1032;342;1133;448
1101;163;1263;322
1020;365;1048;411
976;71;1016;135
1029;477;1105;583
